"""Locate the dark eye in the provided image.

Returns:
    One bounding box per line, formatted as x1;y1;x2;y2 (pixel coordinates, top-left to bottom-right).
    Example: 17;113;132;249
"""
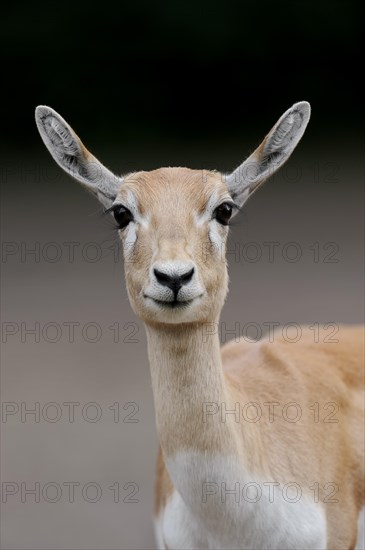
112;205;134;229
214;202;233;226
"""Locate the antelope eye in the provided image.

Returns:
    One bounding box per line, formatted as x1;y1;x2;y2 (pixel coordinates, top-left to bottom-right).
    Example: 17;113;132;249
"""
112;205;134;229
214;202;233;226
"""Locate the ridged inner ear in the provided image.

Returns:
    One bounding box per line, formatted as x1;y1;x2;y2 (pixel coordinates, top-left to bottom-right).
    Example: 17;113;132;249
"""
35;105;123;208
226;101;311;210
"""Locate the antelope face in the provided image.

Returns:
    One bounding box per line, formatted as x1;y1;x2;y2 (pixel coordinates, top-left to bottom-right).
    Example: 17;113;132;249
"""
35;102;310;325
112;168;232;324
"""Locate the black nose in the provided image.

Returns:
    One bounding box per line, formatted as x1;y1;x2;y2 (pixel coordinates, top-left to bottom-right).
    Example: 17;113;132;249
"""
154;267;194;294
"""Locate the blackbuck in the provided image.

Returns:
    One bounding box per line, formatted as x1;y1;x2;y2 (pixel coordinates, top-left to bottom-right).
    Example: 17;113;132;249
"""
35;102;364;550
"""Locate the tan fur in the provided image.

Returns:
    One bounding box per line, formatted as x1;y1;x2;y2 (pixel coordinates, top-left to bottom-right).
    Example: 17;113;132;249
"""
114;169;365;549
118;168;230;324
35;104;364;548
223;326;364;547
154;326;364;548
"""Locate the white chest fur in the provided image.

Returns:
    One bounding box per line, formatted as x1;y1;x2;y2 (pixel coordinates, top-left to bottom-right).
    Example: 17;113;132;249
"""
158;451;327;550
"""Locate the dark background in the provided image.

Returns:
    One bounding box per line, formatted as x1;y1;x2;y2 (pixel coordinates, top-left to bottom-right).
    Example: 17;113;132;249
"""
1;2;363;549
1;0;363;152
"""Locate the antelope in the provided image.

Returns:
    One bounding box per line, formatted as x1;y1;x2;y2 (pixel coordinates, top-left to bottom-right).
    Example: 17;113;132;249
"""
35;102;364;550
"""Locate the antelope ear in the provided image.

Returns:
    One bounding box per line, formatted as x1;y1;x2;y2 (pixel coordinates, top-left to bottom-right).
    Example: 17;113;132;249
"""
226;101;311;210
35;106;122;208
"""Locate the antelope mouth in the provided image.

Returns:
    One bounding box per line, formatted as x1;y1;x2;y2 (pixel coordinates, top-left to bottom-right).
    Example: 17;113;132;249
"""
144;294;203;309
146;296;196;309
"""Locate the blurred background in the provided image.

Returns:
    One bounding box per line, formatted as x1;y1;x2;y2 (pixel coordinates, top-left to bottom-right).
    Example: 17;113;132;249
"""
1;1;363;548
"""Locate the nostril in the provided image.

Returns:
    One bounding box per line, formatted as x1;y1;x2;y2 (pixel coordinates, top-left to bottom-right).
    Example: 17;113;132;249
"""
154;269;172;285
180;267;194;284
153;267;195;291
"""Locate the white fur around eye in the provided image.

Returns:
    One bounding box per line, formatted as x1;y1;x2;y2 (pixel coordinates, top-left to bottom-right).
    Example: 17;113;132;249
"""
208;219;227;251
114;190;150;257
195;191;233;227
121;222;138;257
194;192;231;254
195;191;219;226
114;190;149;228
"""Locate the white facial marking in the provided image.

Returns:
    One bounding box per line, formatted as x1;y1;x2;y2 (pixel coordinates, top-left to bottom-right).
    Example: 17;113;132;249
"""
122;223;138;257
195;191;231;252
196;191;233;227
195;190;219;226
113;190;149;227
113;190;149;256
208;220;225;251
125;190;149;228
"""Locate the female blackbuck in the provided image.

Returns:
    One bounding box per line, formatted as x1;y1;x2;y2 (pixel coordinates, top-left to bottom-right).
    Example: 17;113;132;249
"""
35;102;364;549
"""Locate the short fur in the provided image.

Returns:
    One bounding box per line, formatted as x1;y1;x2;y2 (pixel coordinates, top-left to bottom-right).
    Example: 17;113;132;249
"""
35;102;364;549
